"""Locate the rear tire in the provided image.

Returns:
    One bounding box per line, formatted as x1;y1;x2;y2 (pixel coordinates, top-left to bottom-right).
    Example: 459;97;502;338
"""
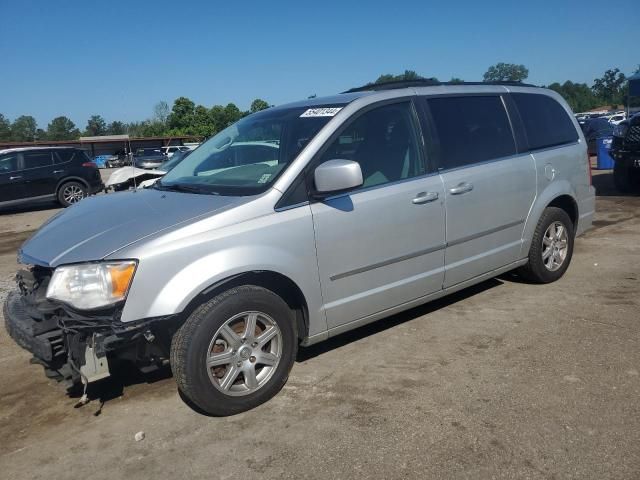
170;285;297;416
57;181;88;207
518;207;574;284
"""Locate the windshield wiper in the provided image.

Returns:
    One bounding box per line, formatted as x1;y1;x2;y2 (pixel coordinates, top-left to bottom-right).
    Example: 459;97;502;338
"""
153;182;219;195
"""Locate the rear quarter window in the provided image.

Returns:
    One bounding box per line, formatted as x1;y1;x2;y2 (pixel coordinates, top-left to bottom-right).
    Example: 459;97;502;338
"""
512;93;578;150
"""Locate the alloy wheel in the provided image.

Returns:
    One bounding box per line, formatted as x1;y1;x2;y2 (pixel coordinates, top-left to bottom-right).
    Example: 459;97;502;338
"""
206;311;282;397
541;221;568;271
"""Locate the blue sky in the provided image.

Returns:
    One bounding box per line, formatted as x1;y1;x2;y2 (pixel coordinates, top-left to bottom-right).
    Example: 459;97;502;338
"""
0;0;638;129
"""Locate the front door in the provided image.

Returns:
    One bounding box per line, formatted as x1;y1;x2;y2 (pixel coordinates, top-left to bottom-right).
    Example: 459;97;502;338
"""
310;101;446;329
0;152;25;204
424;94;536;287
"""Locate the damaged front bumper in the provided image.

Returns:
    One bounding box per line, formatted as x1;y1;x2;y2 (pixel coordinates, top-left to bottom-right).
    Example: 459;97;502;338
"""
3;267;175;388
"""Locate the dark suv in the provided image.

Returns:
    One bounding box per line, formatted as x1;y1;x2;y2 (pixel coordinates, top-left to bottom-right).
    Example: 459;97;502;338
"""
611;113;640;193
0;147;104;208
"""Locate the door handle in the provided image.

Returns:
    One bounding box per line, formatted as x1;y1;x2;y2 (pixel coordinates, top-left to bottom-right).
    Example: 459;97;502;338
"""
448;182;473;195
53;170;64;174
9;175;22;180
412;191;439;204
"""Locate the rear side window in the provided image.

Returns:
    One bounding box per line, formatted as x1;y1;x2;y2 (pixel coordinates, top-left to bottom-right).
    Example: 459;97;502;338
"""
54;149;89;164
427;95;516;169
23;151;53;169
511;93;578;150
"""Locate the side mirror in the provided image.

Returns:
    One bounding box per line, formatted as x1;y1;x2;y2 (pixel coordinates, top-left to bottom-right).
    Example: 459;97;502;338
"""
313;159;363;195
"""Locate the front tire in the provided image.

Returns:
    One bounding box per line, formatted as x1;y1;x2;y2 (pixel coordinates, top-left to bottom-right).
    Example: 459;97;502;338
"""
519;207;574;283
170;285;297;416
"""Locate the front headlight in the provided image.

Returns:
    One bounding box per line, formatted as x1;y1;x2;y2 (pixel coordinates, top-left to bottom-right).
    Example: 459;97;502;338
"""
46;261;137;310
613;124;628;138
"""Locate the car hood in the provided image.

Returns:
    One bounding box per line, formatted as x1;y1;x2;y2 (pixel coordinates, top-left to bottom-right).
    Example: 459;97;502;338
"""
19;189;247;267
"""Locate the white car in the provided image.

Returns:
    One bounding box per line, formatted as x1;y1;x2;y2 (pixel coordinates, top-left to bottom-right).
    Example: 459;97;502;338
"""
106;150;191;191
608;114;626;125
160;145;191;158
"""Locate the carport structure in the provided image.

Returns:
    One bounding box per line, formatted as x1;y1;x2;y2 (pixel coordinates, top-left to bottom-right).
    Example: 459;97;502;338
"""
0;134;201;158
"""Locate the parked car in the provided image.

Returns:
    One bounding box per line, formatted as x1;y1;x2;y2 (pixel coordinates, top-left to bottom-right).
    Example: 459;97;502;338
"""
4;82;595;416
105;149;191;191
608;114;626;125
610;113;640;193
0;147;104;208
160;145;191;158
581;117;614;155
133;148;165;169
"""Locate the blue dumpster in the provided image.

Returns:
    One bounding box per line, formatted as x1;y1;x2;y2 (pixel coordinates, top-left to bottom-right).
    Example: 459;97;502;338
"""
596;136;614;170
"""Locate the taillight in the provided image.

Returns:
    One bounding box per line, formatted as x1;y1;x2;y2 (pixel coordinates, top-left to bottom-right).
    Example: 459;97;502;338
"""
586;151;592;186
82;162;97;168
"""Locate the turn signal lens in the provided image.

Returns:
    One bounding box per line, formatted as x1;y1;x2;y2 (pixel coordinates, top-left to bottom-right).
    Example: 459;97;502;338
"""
108;263;136;298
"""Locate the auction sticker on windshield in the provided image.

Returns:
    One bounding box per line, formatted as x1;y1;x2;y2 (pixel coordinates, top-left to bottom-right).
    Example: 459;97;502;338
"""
300;107;342;117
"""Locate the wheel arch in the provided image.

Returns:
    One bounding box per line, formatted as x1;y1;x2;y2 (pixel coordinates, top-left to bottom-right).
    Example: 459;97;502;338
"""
547;194;578;228
521;181;579;257
179;270;310;343
55;176;90;193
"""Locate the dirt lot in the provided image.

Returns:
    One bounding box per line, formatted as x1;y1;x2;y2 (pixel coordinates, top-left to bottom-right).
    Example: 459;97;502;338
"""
0;170;638;480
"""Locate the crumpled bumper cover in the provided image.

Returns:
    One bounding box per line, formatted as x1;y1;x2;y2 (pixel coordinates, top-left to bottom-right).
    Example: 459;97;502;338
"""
3;291;62;362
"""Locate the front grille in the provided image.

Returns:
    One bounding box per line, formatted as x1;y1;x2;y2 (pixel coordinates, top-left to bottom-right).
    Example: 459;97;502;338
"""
627;126;640;145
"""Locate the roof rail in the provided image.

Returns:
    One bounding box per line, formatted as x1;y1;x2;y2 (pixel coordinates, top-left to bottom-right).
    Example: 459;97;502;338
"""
342;79;539;93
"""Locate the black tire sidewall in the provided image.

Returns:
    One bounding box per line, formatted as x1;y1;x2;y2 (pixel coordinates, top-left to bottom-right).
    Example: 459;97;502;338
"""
526;207;575;283
171;286;297;416
57;181;88;207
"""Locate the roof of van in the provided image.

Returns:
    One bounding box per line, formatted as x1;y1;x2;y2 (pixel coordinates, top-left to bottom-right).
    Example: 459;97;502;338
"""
271;81;543;112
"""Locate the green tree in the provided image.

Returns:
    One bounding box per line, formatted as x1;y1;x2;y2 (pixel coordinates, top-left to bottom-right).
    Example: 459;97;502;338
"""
547;81;599;112
46;116;80;140
373;70;435;85
153;101;170;125
84;115;107;136
11;115;37;141
223;103;242;128
483;63;529;82
250;99;270;113
449;77;464;84
168;97;196;131
592;68;627;106
106;121;126;135
0;114;11;141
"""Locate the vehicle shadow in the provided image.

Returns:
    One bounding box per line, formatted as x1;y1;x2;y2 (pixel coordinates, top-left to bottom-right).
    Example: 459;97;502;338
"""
0;200;60;215
71;277;505;415
68;363;173;416
592;170;639;197
297;278;503;362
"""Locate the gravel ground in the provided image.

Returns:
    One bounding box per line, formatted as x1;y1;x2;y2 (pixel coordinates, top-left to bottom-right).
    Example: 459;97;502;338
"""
0;170;638;480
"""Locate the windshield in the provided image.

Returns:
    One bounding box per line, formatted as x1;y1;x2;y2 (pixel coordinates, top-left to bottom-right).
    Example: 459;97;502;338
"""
158;105;342;195
161;150;189;171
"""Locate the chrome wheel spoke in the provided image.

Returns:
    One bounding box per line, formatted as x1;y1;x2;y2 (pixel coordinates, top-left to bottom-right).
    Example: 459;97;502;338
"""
207;350;234;367
219;365;240;391
244;366;258;390
220;324;242;349
555;225;564;240
258;352;278;366
244;312;258;339
542;247;553;260
543;236;553;246
256;326;277;347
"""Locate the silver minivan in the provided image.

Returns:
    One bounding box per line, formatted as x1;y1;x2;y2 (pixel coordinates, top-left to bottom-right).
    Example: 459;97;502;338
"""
5;81;595;415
